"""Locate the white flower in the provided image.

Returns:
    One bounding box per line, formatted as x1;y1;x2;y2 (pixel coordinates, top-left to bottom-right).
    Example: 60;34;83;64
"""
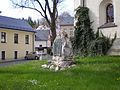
28;79;38;85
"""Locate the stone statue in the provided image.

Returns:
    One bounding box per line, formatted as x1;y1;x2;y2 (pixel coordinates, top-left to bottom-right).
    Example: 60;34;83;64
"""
52;31;73;61
107;4;114;22
41;31;74;71
52;33;62;57
61;31;73;60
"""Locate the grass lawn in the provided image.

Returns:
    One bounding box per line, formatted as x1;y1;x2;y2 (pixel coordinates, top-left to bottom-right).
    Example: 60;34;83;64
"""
0;56;120;90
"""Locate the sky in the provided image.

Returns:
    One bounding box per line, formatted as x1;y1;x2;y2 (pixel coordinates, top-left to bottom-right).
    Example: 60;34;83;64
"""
0;0;74;20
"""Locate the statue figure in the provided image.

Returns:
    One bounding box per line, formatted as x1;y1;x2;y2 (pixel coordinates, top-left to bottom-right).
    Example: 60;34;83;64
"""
52;31;73;61
52;32;62;60
107;4;114;22
61;31;73;60
41;31;74;71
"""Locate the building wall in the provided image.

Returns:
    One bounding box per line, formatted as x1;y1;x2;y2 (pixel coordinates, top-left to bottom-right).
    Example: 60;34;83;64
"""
85;0;120;40
60;25;74;37
34;41;47;48
74;0;120;31
74;0;81;9
0;28;34;60
114;0;120;26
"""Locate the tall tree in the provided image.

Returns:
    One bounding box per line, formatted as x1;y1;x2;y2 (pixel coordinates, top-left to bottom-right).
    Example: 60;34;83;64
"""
11;0;63;44
27;17;37;29
22;17;40;29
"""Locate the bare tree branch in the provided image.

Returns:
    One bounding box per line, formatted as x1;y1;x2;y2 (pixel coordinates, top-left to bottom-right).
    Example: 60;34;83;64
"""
55;9;58;20
11;0;64;44
31;0;35;8
53;0;57;16
45;0;52;18
34;0;45;13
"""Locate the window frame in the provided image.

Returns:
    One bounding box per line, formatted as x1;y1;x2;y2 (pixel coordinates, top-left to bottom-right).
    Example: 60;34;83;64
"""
106;3;114;23
14;51;18;59
26;51;29;55
14;33;19;44
25;35;29;44
1;51;5;60
1;32;6;43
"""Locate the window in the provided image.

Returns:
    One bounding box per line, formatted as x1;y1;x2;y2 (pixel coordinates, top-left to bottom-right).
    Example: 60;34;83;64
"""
26;51;29;55
14;51;18;59
1;32;6;43
25;35;29;44
1;51;5;60
14;33;18;44
106;4;114;23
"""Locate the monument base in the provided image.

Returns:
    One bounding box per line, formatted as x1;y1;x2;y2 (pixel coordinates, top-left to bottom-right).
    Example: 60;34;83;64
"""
41;56;75;71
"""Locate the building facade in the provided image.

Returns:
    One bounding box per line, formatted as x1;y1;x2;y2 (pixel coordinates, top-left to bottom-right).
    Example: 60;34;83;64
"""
59;16;74;38
0;15;35;61
34;29;51;49
74;0;120;55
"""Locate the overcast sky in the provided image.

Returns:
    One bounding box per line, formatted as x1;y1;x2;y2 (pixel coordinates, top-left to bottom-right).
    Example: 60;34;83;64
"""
0;0;74;20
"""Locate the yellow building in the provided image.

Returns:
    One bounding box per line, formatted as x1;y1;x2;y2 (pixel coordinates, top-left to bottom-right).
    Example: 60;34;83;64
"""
0;15;35;61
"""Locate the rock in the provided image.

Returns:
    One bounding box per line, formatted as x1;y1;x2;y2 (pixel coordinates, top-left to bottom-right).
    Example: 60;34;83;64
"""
50;65;55;70
41;64;48;68
55;66;60;71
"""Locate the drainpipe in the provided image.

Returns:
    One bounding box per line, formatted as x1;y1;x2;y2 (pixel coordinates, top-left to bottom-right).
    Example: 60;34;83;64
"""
83;0;85;7
33;33;35;52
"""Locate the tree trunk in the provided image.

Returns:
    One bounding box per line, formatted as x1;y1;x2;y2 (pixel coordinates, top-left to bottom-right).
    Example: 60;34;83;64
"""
50;20;56;46
50;17;56;46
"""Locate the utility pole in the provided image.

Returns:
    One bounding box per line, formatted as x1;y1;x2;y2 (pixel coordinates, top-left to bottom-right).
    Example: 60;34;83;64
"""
81;0;85;7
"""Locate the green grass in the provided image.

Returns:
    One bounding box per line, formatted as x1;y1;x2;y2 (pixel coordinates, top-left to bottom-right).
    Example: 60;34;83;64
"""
0;56;120;90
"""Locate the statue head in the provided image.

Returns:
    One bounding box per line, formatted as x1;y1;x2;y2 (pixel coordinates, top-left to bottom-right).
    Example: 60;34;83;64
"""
57;30;62;37
62;30;68;38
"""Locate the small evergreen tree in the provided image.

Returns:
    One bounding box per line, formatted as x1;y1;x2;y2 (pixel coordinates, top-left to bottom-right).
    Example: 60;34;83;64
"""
73;6;94;56
72;6;116;57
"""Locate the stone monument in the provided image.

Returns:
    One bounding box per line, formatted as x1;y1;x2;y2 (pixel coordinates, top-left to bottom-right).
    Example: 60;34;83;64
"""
41;31;75;71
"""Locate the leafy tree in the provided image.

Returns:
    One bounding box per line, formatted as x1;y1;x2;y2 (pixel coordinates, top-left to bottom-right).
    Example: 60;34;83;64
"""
11;0;63;44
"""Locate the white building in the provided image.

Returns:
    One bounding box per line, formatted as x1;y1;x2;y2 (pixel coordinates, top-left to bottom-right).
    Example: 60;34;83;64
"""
74;0;120;55
58;15;74;38
34;29;51;51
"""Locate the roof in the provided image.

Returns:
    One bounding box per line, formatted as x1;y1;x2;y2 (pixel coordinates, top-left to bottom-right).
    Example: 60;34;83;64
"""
59;16;74;26
0;15;34;32
35;30;50;41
